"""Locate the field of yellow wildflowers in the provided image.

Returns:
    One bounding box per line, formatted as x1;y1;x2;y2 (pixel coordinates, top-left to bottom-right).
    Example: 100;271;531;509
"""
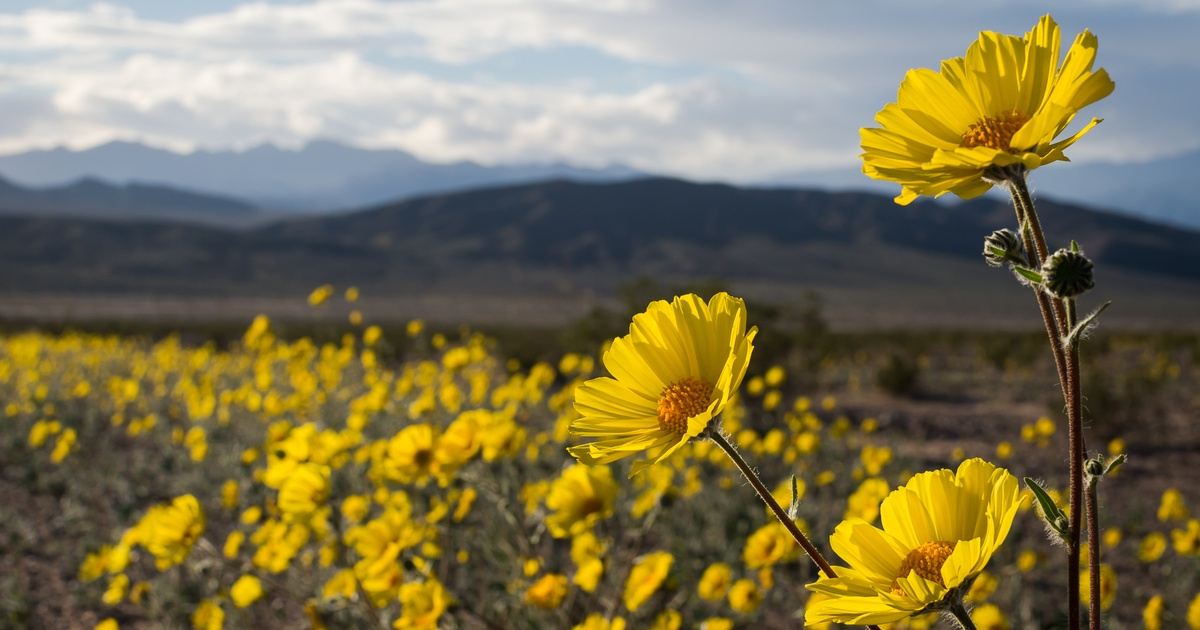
1;303;1196;629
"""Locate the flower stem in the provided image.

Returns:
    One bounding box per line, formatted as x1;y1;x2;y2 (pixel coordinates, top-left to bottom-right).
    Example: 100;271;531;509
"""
945;599;978;630
708;430;881;630
1005;172;1085;630
1085;475;1101;630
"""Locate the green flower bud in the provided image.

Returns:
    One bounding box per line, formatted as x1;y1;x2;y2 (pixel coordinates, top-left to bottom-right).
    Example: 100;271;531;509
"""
1041;248;1094;298
982;228;1025;267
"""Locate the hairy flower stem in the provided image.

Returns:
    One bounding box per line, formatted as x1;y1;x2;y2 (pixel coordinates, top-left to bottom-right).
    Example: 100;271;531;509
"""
708;430;881;630
1005;172;1085;630
1085;474;1101;629
945;598;978;630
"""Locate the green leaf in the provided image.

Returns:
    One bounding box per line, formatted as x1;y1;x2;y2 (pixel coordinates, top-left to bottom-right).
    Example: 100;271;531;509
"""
1013;266;1044;284
1063;301;1112;349
1024;477;1069;541
1103;453;1127;476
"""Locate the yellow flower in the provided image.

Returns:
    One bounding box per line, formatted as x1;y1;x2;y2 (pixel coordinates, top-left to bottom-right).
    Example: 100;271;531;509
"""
1143;594;1164;630
1138;532;1167;563
1173;519;1200;556
101;574;129;605
574;557;605;593
221;480;240;511
862;14;1113;205
844;477;891;523
700;618;733;630
1016;549;1038;573
1158;488;1190;522
278;463;330;517
728;578;762;614
544;464;618;538
971;603;1009;630
1102;527;1122;549
569;293;756;474
223;531;245;559
136;494;205;570
231;574;264;608
385;424;440;485
1080;564;1117;612
743;522;799;569
966;570;997;602
192;598;225;630
307;284;333;306
573;614;626;630
805;459;1020;626
624;551;673;612
650;610;682;630
1188;592;1200;629
524;573;569;609
697;562;733;601
393;579;451;629
95;619;119;630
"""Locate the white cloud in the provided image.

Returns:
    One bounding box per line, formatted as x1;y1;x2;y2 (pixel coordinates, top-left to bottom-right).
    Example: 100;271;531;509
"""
0;0;1197;178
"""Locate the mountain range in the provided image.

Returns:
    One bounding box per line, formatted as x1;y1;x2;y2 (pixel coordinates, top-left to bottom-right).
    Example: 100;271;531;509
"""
1;178;1197;329
0;140;640;213
769;148;1200;230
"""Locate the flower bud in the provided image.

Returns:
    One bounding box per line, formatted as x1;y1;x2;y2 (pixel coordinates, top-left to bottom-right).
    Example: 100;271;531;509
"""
1041;248;1094;298
982;229;1025;267
1085;456;1105;478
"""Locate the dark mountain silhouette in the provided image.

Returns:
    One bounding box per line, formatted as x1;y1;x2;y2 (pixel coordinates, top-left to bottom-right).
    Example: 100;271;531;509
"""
0;175;262;225
2;178;1197;327
0;139;642;212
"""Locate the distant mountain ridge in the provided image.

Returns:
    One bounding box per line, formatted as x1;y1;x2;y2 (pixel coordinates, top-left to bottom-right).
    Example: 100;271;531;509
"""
1;178;1198;328
0;175;261;225
768;148;1200;230
0;139;642;212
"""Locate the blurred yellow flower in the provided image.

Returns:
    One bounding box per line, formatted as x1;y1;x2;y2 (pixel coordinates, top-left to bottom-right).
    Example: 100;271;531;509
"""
862;14;1113;205
1016;549;1038;573
545;464;617;538
650;610;682;630
1143;594;1164;630
132;494;205;570
524;573;569;609
971;603;1010;630
1102;527;1121;549
1080;564;1117;611
569;293;756;474
624;551;673;612
806;459;1020;626
1189;592;1200;629
192;598;225;630
1173;519;1200;556
1158;488;1190;522
278;463;330;517
728;578;762;614
697;562;733;601
743;522;799;569
700;618;733;630
231;574;264;608
307;284;334;307
1139;532;1167;563
95;619;118;630
573;614;626;630
393;579;451;629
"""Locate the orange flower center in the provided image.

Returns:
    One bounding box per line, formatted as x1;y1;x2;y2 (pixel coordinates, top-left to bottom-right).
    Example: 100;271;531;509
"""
656;377;713;434
892;540;956;594
960;112;1029;151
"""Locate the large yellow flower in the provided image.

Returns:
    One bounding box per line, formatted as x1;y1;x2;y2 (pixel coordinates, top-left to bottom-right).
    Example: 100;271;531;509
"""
569;293;756;474
805;459;1020;625
862;14;1114;205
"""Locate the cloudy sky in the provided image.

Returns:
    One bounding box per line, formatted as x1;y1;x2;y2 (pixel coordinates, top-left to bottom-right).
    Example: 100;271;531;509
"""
0;0;1197;181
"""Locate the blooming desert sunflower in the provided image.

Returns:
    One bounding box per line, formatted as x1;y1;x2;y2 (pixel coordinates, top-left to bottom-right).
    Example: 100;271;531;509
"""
805;459;1020;625
568;293;756;474
862;14;1114;205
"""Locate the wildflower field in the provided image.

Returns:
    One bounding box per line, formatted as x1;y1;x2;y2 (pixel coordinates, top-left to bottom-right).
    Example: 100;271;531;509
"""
1;303;1197;629
3;11;1200;630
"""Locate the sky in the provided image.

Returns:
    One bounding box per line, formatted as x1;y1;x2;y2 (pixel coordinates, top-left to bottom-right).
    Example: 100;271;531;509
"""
0;0;1198;182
